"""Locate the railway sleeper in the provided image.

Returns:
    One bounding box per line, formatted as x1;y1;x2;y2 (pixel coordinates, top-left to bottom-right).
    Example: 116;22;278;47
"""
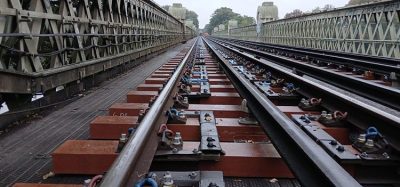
205;37;400;185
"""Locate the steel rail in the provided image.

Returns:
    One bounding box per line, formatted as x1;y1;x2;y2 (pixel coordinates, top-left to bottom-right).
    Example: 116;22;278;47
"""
202;36;362;187
209;37;400;111
205;36;400;150
215;37;400;74
100;38;198;187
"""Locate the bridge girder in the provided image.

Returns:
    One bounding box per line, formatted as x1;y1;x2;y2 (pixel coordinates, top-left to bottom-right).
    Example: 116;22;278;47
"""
214;1;400;59
0;0;196;94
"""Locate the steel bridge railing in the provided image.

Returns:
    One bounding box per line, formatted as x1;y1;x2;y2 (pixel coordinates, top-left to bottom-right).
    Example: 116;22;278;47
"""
0;0;196;94
214;0;400;59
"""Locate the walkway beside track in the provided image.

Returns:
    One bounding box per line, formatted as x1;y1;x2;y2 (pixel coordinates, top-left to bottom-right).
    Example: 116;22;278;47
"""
0;43;188;186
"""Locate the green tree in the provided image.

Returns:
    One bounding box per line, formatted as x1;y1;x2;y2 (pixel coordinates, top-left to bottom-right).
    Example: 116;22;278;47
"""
312;7;321;13
186;10;199;29
284;9;303;19
237;15;256;27
205;7;239;33
322;4;335;11
347;0;384;6
205;7;256;33
204;24;210;33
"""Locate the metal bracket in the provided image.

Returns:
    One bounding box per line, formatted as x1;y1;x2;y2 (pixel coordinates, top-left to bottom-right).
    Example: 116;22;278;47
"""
254;81;279;97
199;171;225;187
228;59;237;65
182;65;211;98
254;81;298;103
292;115;360;163
236;65;260;80
200;82;211;96
199;111;223;154
243;71;258;81
190;65;208;84
195;59;205;65
149;171;225;187
155;111;223;161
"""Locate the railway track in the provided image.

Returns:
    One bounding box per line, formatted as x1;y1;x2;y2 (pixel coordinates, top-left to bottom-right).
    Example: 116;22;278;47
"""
213;37;400;73
203;37;400;186
12;36;400;187
210;37;400;111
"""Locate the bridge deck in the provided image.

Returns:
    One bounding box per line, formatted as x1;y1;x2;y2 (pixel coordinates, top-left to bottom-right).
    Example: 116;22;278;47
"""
0;44;186;186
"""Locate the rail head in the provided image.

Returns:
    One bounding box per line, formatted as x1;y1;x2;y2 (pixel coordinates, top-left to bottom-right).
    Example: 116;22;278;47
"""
215;37;400;72
207;36;400;151
202;36;362;187
100;37;198;187
210;37;400;111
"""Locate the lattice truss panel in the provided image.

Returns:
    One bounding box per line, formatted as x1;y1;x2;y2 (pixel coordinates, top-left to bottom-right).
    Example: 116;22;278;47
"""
223;1;400;59
228;25;258;42
0;0;191;73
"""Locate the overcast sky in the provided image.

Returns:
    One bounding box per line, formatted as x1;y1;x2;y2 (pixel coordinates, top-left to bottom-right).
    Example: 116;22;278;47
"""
153;0;349;28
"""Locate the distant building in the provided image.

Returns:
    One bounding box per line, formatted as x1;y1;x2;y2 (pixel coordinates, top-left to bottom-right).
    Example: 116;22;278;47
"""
257;2;278;24
168;3;186;21
213;27;219;33
218;24;226;31
185;20;195;30
228;20;238;31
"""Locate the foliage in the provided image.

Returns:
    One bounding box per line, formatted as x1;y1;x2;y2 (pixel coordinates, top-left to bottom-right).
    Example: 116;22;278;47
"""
323;4;335;11
286;4;335;18
205;7;255;33
284;9;303;19
206;7;239;33
312;7;321;13
186;10;199;29
347;0;385;6
238;15;256;27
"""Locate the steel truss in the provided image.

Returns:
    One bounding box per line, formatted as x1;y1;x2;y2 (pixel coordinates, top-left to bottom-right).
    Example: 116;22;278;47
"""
0;0;195;94
215;1;400;59
0;0;194;73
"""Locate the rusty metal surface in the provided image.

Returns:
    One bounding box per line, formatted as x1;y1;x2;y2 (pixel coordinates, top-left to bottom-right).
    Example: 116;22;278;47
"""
0;43;188;186
108;103;149;116
168;118;265;142
188;104;246;118
90;116;138;140
154;141;293;178
127;91;159;103
52;140;118;174
136;84;164;91
193;85;236;93
197;92;241;105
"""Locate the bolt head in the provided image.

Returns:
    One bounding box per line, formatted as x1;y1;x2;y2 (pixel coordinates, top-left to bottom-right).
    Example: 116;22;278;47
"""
336;145;345;152
207;142;215;148
208;182;219;187
207;137;215;142
330;140;338;146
